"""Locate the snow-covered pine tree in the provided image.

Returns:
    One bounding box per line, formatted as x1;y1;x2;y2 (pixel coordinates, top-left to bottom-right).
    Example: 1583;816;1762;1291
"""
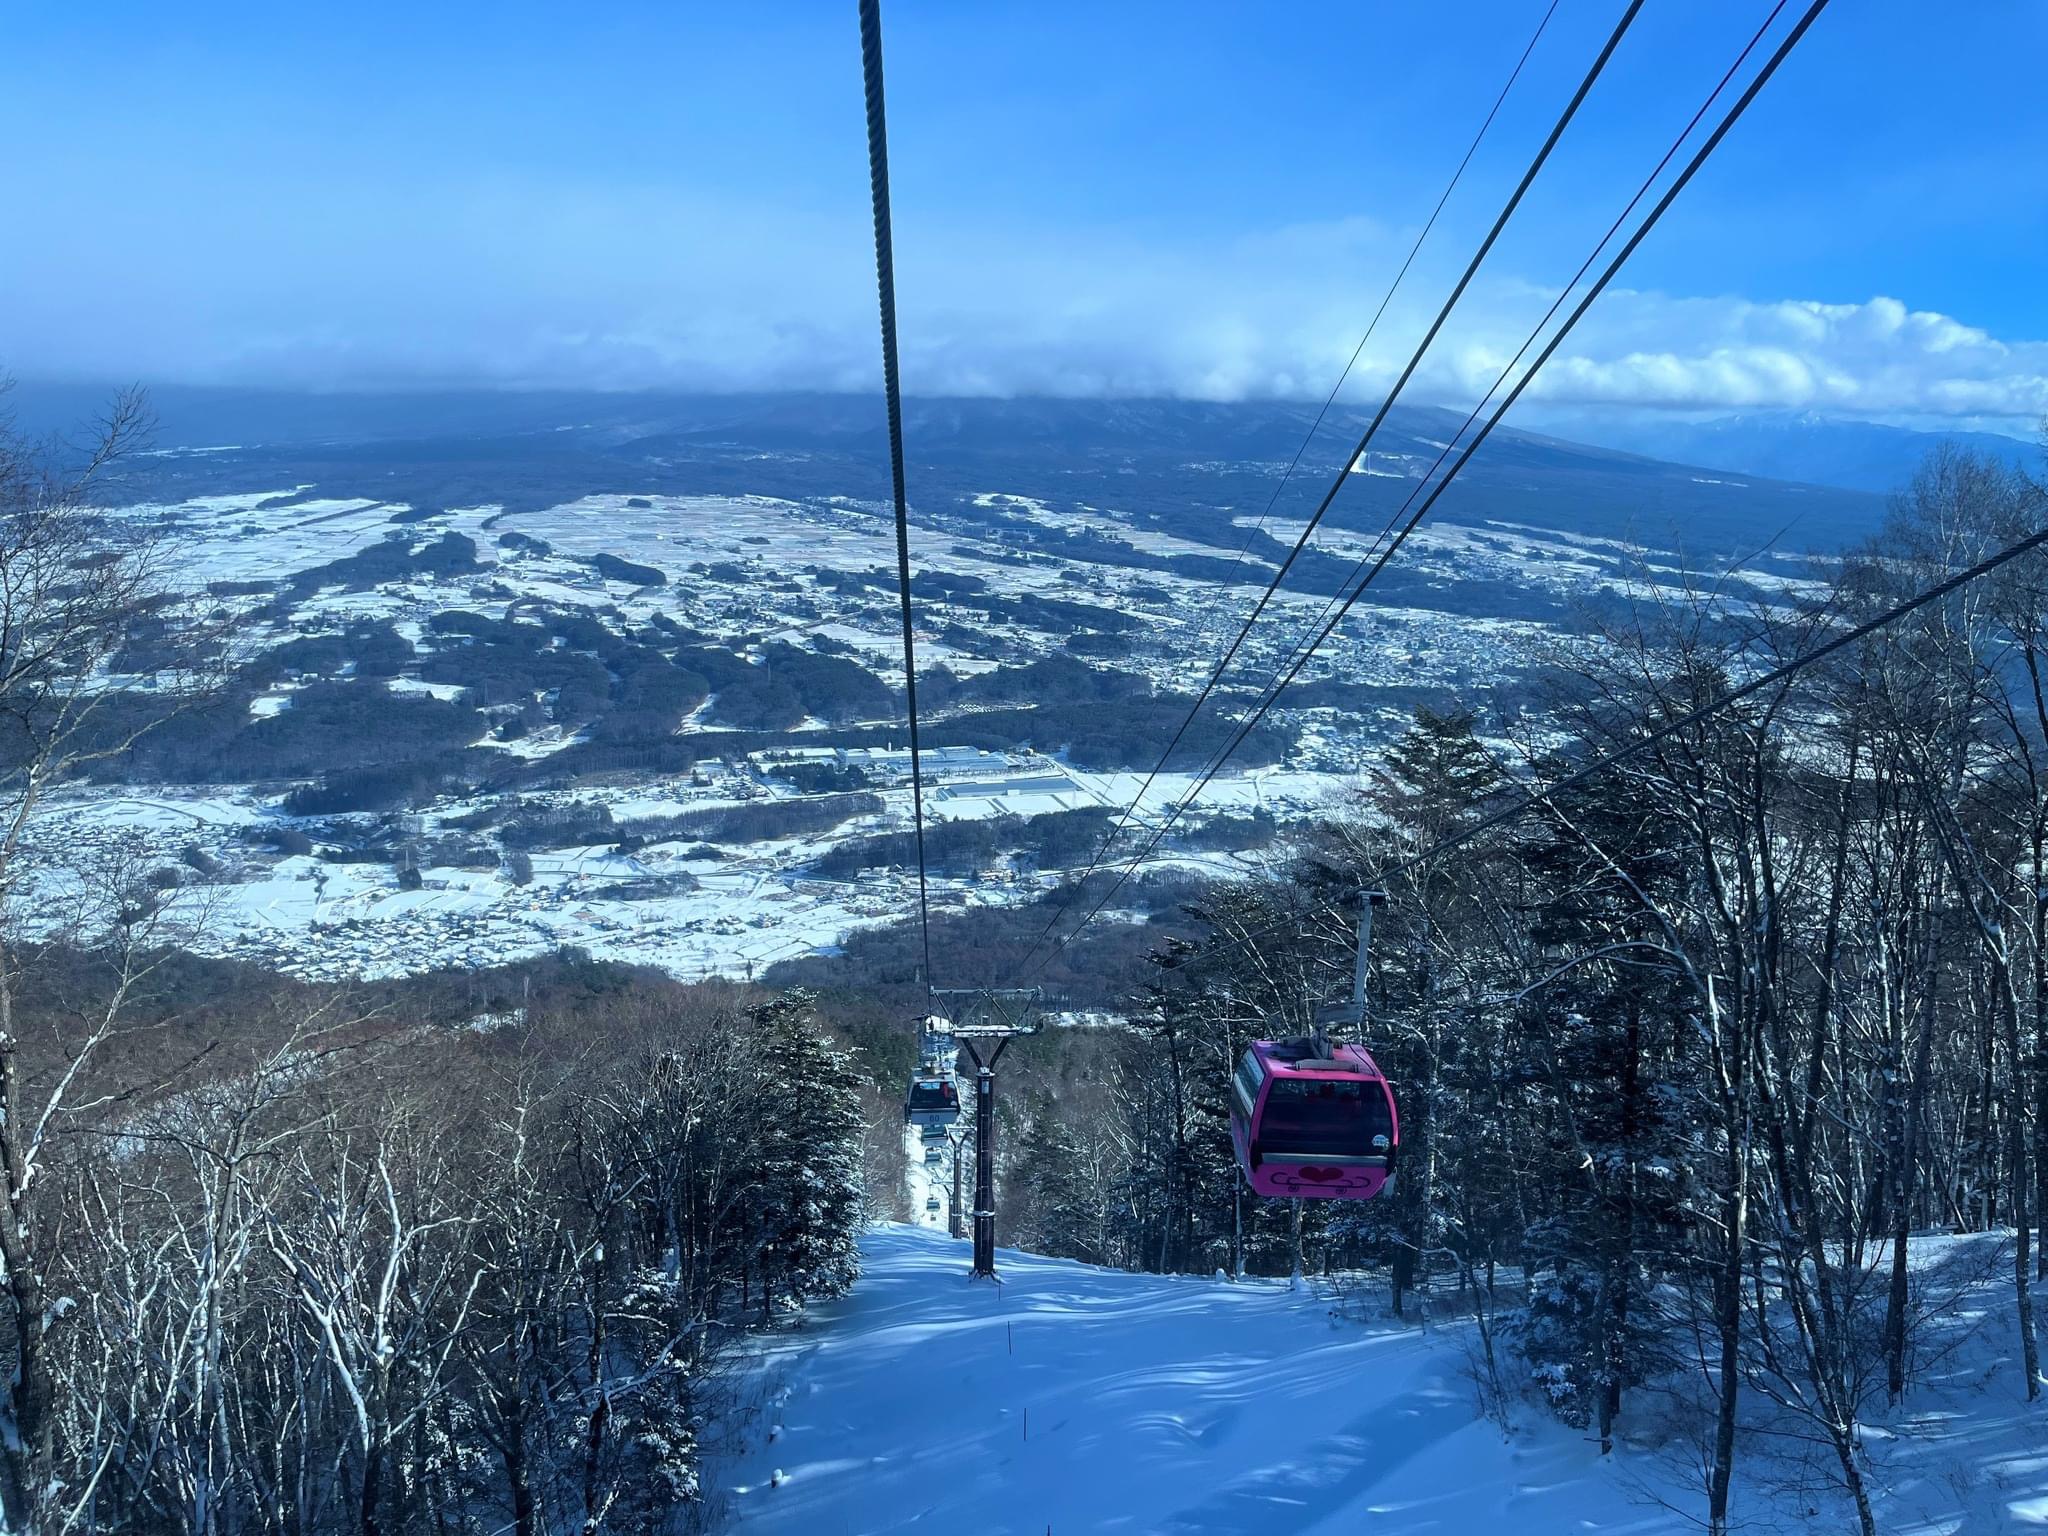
1016;1093;1106;1264
1357;707;1512;1313
1510;723;1699;1449
748;993;866;1310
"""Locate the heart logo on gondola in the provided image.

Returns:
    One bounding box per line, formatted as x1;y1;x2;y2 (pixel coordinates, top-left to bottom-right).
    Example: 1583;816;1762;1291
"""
1296;1167;1346;1184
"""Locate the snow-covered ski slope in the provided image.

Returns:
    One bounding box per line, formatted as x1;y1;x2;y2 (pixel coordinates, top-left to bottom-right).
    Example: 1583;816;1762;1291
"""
720;1227;1647;1534
719;1226;2048;1534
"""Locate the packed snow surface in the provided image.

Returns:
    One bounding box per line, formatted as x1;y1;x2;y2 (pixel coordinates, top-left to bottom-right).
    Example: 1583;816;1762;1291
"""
725;1227;1664;1534
720;1227;2048;1534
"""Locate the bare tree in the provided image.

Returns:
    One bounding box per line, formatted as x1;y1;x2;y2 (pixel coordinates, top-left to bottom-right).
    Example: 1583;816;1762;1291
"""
0;385;201;1531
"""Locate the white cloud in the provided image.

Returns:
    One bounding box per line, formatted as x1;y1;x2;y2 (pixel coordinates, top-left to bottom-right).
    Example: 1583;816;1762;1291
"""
4;176;2043;428
1514;291;2048;420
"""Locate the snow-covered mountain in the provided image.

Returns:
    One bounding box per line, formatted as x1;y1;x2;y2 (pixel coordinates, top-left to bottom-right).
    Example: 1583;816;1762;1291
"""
86;387;1891;557
1537;408;2040;496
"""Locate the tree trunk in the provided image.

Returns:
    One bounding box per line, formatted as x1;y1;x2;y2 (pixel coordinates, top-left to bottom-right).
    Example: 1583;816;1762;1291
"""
1598;1002;1644;1456
1886;954;1940;1403
1991;947;2042;1397
502;1397;536;1536
1707;1160;1747;1536
359;1436;384;1536
2033;865;2048;1283
0;962;53;1533
584;1255;613;1534
1231;1170;1244;1281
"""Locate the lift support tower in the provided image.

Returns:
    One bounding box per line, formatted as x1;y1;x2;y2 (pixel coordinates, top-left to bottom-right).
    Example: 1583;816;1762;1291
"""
935;987;1043;1280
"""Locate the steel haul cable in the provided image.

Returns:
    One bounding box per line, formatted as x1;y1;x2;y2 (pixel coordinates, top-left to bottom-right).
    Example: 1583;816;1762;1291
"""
1256;0;1790;728
1398;521;2048;874
1185;0;1797;819
1026;0;1562;969
1015;0;1644;978
858;0;936;999
1033;0;1833;977
1191;0;1836;831
1183;514;2048;973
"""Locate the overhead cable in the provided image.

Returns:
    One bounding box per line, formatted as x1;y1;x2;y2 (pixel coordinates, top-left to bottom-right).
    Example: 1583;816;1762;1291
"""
1033;0;1832;975
858;0;938;997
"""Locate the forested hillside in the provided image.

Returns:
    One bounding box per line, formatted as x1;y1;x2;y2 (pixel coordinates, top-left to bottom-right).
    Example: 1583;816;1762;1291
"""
42;964;873;1534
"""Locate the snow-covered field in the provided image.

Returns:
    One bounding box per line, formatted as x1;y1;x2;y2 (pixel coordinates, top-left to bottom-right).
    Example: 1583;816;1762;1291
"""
13;743;1276;981
711;1226;2048;1535
46;467;1782;986
14;780;945;983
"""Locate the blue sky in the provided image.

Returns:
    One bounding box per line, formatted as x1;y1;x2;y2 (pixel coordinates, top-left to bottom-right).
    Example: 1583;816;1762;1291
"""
3;0;2044;427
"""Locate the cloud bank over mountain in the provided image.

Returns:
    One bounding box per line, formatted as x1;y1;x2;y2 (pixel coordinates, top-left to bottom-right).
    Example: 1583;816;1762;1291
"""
7;184;2042;430
1525;292;2047;421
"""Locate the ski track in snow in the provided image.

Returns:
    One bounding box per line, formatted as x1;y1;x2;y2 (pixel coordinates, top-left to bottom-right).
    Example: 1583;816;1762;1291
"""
717;1225;1684;1535
718;1228;2048;1533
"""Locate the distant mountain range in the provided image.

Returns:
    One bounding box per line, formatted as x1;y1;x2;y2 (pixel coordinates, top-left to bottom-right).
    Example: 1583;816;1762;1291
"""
1531;408;2040;496
640;393;1887;555
35;381;2019;556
